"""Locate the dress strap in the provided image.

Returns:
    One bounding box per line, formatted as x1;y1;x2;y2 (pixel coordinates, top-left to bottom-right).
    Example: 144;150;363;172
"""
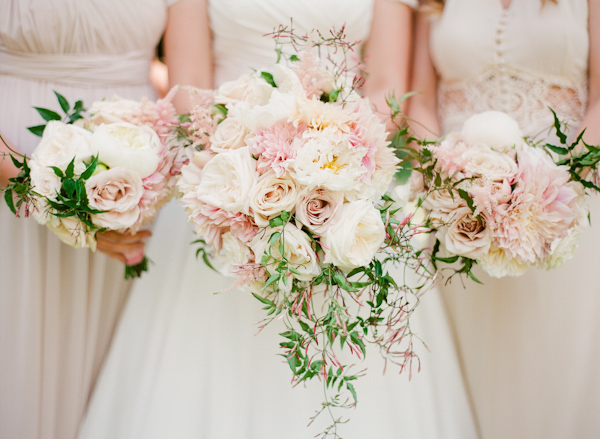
0;45;151;87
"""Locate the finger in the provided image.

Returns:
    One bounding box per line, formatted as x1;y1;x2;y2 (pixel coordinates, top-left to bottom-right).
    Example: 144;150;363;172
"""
96;240;146;255
97;229;152;244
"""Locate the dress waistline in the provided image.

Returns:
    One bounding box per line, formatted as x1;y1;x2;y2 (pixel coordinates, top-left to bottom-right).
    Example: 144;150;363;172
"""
0;46;151;87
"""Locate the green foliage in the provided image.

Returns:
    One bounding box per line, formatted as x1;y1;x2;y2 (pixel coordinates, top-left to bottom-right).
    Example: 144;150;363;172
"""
124;256;150;279
260;71;277;88
27;91;87;137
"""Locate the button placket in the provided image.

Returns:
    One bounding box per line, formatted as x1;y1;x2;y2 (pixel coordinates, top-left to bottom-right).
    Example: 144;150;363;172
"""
495;10;509;111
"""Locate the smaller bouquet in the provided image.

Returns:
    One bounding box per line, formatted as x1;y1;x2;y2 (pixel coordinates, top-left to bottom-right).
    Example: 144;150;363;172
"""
402;111;594;279
3;91;185;278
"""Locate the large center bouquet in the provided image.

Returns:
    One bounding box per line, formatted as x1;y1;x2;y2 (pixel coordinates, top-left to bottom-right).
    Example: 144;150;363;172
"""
4;91;186;277
177;29;433;435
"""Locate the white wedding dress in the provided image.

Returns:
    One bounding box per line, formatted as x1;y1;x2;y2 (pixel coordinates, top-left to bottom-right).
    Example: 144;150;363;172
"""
0;1;175;439
430;1;600;438
78;1;478;438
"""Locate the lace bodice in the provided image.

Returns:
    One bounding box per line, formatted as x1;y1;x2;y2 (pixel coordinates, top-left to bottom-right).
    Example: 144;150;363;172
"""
430;0;589;139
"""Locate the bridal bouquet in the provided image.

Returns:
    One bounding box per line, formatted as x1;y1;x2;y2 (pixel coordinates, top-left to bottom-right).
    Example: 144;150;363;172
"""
3;91;185;278
403;111;591;279
177;28;434;435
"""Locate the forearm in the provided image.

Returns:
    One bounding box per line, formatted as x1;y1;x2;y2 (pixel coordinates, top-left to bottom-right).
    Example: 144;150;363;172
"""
0;135;21;188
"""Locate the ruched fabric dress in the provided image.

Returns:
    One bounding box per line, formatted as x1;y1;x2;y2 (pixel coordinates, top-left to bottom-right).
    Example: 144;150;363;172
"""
430;1;600;438
78;1;478;438
0;1;175;438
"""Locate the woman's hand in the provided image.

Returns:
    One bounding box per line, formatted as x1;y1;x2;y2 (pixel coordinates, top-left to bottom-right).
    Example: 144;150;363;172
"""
96;229;152;266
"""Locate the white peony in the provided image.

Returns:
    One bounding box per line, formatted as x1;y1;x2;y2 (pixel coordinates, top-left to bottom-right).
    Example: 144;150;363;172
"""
289;134;366;193
90;122;163;178
195;147;258;214
461;111;526;153
32;121;93;174
322;200;386;271
249;171;299;227
539;225;582;270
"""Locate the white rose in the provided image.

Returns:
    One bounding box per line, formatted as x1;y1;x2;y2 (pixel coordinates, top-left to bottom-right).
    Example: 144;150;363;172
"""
322;200;386;271
32;121;93;173
437;206;492;260
249;171;299;227
87;96;141;125
295;188;343;233
214;74;274;107
30;198;58;227
214;232;253;277
196;147;258;214
49;216;94;249
250;223;321;284
86;167;144;230
462;111;526;153
462;144;518;181
90;122;163;178
29;162;62;200
210;117;249;153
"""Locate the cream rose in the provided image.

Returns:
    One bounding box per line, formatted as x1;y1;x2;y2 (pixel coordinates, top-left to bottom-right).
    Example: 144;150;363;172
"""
462;144;518;181
462;111;526;153
29;162;62;200
480;244;530;278
210;117;249;153
87;96;141;126
214;74;274;107
32;121;93;173
250;223;321;284
86;167;143;230
196;147;258;214
90;122;163;178
249;171;299;227
437;207;492;260
322;200;386;271
295;188;343;233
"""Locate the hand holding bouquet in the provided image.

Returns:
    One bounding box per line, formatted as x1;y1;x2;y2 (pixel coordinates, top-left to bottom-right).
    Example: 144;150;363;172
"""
3;91;185;278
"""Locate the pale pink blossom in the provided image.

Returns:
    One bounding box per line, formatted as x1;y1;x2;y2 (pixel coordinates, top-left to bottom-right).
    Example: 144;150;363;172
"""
248;122;304;176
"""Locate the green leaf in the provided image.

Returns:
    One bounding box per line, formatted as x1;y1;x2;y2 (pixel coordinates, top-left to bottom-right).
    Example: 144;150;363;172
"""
4;189;16;214
252;293;275;307
346;382;358;403
73;100;84;112
63;179;76;198
213;104;228;118
550;108;568;144
434;255;460;264
81;156;99;180
263;272;280;290
333;272;358;292
545;143;569;155
54;91;70;113
34;107;61;122
50;166;64;178
260;71;277;87
289;54;299;62
124;256;150;279
27;125;46;137
9;154;23;169
65;158;76;179
457;189;475;213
